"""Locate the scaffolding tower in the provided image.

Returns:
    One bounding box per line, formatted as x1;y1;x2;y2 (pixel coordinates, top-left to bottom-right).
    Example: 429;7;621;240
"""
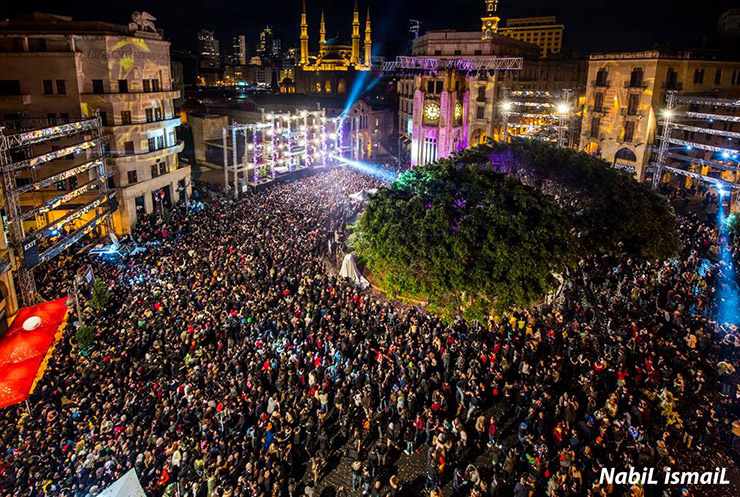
222;109;341;198
651;92;740;197
500;89;576;147
0;115;115;306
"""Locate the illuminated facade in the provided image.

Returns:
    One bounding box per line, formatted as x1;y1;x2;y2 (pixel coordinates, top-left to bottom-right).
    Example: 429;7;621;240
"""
396;28;585;166
499;16;564;58
0;12;192;233
294;0;373;95
579;51;740;179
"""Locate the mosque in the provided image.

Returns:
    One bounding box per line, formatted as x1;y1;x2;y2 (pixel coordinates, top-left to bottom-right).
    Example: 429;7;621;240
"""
293;0;373;95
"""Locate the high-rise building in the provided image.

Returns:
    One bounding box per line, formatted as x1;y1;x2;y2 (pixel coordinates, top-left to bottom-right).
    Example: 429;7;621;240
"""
580;50;740;179
499;16;564;58
197;29;220;69
259;26;274;56
0;12;191;233
271;36;282;59
232;35;247;65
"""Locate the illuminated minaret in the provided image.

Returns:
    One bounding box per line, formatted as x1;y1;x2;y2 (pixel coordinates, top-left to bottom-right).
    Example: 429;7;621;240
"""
364;7;372;68
351;0;360;65
300;0;309;65
481;0;500;40
320;9;326;46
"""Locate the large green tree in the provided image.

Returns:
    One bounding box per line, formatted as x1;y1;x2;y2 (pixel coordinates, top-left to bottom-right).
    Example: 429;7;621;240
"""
354;155;576;320
353;140;680;321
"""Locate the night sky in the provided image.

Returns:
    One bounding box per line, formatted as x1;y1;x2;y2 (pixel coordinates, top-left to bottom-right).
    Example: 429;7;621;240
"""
1;0;737;56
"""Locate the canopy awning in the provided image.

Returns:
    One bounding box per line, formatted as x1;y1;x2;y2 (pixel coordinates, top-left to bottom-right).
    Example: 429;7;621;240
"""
0;297;69;409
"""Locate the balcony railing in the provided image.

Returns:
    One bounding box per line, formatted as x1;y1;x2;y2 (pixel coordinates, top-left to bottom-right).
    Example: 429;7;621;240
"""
108;140;184;159
588;106;607;114
591;80;610;87
619;109;645;117
0;251;11;274
105;116;181;128
624;81;648;89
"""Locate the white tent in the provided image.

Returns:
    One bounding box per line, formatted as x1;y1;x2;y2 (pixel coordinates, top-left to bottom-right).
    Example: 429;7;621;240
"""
98;469;147;497
339;254;370;289
348;189;378;203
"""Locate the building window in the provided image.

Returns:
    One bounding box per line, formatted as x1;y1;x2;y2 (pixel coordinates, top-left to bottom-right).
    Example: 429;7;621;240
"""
623;121;635;143
715;69;722;85
665;68;678;89
143;79;151;92
127;170;138;184
476;106;485;119
590;117;600;138
156;135;164;150
0;80;22;95
628;67;643;87
477;86;486;102
92;79;104;94
152;79;160;91
121;111;132;125
124;141;135;155
145;108;154;123
474;49;482;55
427;81;435;93
69;176;78;189
42;79;53;95
119;79;129;93
56;80;66;95
151;164;159;178
434;50;442;55
435;81;443;93
47;113;56;120
148;137;156;152
60;112;69;121
454;49;462;55
627;94;639;115
99;111;108;126
159;162;168;175
594;92;604;112
595;68;608;86
693;68;704;85
154;107;162;121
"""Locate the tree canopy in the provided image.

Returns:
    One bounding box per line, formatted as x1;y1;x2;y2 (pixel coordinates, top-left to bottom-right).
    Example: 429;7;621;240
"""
353;140;680;321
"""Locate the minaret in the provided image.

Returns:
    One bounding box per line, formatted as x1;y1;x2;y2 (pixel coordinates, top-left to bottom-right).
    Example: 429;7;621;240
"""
481;0;500;40
320;9;326;46
300;0;309;65
351;0;360;65
364;7;372;69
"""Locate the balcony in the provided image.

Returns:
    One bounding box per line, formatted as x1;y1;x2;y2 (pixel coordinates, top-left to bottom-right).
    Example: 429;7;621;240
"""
80;89;180;102
619;109;645;118
104;116;182;132
591;80;610;87
109;140;185;164
624;81;648;90
588;106;608;114
0;94;31;106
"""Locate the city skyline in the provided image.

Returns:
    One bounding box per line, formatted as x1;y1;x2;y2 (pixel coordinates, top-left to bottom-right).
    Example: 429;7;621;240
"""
1;0;738;56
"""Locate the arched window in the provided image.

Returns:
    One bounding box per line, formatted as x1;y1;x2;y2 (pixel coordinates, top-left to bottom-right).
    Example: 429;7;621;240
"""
314;81;322;93
325;79;332;93
629;67;644;88
615;147;637;162
337;78;347;94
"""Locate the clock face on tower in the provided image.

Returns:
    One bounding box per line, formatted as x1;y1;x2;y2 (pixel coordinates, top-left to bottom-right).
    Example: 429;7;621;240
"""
424;102;441;121
454;103;463;121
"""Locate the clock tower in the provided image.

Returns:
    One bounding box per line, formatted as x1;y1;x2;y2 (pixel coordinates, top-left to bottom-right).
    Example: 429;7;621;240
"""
481;0;500;40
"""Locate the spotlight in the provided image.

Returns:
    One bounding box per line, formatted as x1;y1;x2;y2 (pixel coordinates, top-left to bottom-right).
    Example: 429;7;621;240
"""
501;102;512;112
662;109;673;119
556;103;569;115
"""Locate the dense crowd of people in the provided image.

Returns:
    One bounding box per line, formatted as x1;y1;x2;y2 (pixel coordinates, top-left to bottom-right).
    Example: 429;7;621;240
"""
0;168;737;497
